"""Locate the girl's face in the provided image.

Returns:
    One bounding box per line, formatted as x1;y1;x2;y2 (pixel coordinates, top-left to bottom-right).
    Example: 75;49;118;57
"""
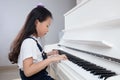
35;17;52;37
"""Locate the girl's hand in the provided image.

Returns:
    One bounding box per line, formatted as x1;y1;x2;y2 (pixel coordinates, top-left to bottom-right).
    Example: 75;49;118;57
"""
52;49;59;55
49;54;67;63
47;49;59;56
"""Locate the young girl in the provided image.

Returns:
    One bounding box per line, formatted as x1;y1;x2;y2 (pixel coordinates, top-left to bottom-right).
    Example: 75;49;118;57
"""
8;4;67;80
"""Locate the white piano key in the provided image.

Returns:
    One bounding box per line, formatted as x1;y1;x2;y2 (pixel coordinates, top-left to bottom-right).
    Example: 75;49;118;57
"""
106;75;120;80
60;60;104;80
51;61;85;80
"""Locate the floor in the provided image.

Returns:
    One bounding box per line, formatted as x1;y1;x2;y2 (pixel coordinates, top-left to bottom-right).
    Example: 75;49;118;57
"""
0;65;56;80
0;66;21;80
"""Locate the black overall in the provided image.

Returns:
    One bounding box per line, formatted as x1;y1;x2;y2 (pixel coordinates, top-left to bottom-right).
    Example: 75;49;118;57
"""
19;37;54;80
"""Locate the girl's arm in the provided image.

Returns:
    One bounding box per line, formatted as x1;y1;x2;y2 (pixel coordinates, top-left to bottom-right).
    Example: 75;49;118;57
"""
23;54;67;77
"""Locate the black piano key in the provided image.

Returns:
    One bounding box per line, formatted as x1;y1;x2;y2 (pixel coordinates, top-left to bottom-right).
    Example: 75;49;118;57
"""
99;73;116;79
92;70;116;74
93;71;115;75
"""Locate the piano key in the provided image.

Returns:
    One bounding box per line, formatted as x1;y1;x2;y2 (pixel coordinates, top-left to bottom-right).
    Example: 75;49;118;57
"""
106;75;120;80
58;50;117;80
60;60;101;80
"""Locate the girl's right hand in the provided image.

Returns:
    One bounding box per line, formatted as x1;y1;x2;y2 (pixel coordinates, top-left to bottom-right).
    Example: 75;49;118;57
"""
49;54;67;63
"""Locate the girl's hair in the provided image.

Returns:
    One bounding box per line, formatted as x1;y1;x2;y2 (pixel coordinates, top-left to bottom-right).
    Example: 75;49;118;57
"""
8;5;52;64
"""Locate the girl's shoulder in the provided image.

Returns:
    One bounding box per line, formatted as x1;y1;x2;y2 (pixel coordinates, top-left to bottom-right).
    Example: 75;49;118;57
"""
22;38;36;46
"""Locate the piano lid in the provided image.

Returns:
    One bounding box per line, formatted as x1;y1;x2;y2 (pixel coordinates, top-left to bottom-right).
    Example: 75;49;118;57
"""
62;39;112;48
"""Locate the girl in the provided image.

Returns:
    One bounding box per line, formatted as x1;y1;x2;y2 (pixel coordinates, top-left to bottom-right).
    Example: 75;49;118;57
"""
8;4;67;80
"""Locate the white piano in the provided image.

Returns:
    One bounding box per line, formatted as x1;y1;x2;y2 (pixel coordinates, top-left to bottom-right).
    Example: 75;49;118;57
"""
45;0;120;80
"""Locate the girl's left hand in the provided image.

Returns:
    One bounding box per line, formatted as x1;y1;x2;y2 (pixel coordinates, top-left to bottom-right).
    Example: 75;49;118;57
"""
47;49;59;56
52;49;59;55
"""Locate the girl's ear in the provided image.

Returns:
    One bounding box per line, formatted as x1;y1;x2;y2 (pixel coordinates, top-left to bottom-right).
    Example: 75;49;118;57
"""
35;19;40;25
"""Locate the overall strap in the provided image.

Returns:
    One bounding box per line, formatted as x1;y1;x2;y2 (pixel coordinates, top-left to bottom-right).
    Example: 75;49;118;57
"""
27;37;47;59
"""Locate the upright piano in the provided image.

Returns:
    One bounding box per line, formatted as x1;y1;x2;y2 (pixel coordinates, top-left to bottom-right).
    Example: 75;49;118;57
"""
45;0;120;80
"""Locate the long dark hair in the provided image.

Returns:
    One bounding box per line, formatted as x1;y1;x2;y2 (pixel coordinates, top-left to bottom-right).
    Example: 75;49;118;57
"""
8;6;52;64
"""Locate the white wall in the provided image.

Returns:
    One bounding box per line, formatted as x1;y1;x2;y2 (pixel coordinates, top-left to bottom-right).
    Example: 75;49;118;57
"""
0;0;76;66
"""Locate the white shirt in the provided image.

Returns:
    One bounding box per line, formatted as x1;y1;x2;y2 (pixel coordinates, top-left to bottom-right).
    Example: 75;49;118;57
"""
18;36;43;69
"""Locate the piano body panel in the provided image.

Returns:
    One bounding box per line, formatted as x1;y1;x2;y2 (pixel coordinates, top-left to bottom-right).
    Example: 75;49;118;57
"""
45;0;120;80
60;19;120;60
62;0;120;61
65;0;120;30
59;25;120;75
